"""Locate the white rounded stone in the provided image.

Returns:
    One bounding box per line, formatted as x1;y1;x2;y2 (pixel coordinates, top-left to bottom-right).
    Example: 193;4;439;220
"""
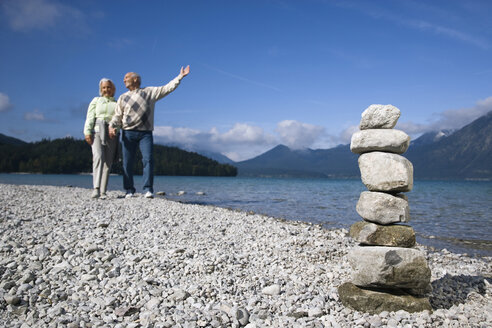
359;152;413;192
350;129;410;154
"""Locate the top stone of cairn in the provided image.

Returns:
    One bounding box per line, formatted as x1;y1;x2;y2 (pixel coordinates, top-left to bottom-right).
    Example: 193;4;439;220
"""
360;104;401;130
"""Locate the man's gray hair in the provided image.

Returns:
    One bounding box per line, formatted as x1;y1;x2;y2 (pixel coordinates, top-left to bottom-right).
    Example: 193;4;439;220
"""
99;78;115;96
130;73;141;86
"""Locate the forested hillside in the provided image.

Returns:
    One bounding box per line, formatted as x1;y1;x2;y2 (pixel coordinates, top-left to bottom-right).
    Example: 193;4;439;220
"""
0;137;237;176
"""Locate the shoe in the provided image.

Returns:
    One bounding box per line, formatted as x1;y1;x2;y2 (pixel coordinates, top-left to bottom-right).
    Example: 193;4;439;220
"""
91;189;100;198
125;193;134;199
144;191;154;199
100;193;107;200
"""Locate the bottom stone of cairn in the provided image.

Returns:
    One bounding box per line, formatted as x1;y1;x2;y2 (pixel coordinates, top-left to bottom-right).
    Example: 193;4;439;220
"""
338;282;432;314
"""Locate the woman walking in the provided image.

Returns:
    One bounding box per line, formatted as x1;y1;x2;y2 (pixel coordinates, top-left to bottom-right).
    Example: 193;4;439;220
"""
83;78;118;199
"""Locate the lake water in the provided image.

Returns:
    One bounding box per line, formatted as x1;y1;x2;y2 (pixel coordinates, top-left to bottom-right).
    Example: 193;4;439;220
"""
1;173;491;257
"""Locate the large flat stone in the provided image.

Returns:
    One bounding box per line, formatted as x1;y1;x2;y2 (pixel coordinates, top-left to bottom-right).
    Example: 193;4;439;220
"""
359;152;413;192
350;129;410;154
356;191;410;224
338;282;432;314
359;104;401;130
348;246;431;292
349;221;416;247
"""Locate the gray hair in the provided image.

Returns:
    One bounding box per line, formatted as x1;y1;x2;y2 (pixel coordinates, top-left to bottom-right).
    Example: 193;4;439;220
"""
130;73;141;87
99;78;115;96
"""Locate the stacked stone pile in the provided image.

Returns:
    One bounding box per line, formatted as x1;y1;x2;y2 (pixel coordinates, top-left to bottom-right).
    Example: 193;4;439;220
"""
338;104;433;314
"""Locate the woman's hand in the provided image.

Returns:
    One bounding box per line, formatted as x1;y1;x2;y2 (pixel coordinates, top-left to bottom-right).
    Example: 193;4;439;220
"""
85;134;93;145
109;127;117;138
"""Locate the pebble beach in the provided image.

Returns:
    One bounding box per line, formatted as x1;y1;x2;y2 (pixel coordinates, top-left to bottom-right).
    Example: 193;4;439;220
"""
1;184;491;327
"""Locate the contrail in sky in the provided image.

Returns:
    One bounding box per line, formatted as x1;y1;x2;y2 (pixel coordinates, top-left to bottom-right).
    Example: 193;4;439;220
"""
203;64;282;92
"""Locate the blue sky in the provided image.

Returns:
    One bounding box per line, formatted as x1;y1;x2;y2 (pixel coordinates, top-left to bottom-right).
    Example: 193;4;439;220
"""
1;0;491;161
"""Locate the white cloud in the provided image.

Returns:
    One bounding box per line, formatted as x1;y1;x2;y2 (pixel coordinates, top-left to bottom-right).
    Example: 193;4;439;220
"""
338;125;360;145
0;93;13;112
24;109;46;121
275;120;325;149
218;123;275;145
154;126;207;149
2;0;85;32
154;123;277;161
394;121;428;135
156;97;492;160
396;96;492;135
153;120;337;160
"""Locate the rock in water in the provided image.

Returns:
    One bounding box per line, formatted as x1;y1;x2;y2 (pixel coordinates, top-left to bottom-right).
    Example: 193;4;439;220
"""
358;152;413;192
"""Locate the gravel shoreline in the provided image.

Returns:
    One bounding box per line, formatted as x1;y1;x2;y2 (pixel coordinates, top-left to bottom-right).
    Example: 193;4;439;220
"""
1;184;491;327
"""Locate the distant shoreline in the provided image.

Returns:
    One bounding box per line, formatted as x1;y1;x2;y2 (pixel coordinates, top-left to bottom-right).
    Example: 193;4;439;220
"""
2;171;492;182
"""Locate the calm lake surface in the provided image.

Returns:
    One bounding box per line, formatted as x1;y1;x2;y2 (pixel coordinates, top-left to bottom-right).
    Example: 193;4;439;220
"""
1;173;491;257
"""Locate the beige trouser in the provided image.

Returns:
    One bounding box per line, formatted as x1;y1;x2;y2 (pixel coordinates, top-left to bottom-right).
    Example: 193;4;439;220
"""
92;132;118;194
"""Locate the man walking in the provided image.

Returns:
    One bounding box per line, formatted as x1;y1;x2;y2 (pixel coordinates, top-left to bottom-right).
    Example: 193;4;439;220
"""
109;66;190;198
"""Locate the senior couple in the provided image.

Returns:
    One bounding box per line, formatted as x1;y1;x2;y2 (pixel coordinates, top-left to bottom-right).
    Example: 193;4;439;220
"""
83;66;190;199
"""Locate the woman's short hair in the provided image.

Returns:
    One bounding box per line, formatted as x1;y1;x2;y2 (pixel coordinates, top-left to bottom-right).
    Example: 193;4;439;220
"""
99;78;116;96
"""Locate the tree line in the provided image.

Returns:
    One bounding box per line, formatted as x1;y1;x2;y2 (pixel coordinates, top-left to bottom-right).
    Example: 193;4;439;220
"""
0;137;237;177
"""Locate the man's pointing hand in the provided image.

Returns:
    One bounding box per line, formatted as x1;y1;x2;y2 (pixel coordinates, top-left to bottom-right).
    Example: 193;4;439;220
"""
180;65;190;77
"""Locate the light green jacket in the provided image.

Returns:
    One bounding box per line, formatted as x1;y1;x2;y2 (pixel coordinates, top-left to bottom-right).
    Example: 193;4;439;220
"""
83;96;116;136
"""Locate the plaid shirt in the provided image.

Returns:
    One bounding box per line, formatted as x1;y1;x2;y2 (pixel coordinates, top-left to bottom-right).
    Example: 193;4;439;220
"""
110;74;183;131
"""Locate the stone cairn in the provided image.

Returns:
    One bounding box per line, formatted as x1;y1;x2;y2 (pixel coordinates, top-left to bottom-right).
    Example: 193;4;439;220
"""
338;104;433;314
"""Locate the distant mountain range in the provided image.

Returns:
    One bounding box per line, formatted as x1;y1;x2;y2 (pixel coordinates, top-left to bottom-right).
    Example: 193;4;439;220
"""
406;111;492;179
0;133;27;146
2;111;491;179
187;149;236;165
234;111;492;180
410;129;454;147
235;144;359;178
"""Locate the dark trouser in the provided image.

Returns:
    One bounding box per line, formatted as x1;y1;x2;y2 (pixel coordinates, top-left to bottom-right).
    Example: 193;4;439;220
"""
121;130;154;193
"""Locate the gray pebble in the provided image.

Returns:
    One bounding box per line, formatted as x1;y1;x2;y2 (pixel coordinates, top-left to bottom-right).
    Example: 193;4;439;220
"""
262;284;281;296
4;294;21;305
0;184;490;327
